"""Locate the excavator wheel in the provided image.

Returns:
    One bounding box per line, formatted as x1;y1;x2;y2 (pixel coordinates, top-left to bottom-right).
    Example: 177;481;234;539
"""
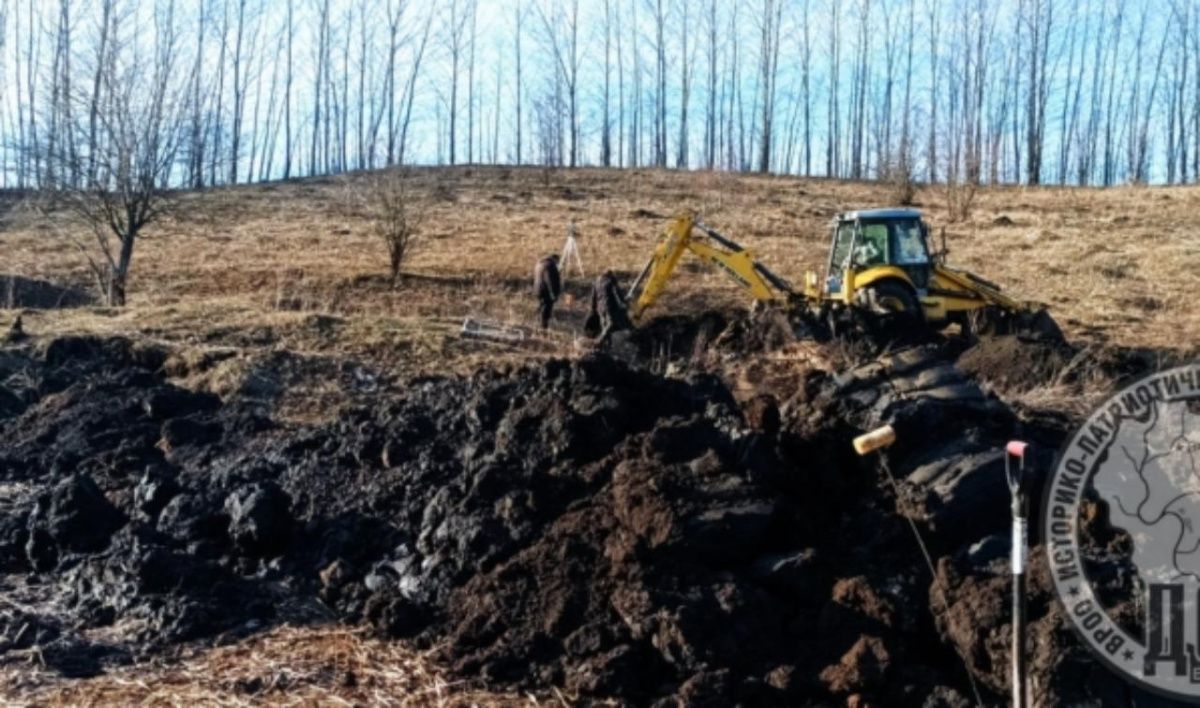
856;280;923;320
851;281;927;350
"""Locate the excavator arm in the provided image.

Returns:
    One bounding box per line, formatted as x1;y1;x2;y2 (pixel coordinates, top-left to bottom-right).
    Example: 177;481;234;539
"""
627;213;796;320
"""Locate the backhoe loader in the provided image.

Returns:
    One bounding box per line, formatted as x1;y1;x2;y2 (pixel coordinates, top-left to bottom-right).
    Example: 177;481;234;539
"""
627;209;1061;342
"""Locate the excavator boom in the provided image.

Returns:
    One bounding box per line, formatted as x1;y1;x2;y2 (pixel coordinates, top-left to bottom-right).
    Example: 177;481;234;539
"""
628;213;795;320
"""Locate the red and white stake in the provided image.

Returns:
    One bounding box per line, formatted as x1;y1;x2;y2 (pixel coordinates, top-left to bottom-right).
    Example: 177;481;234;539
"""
1006;440;1030;708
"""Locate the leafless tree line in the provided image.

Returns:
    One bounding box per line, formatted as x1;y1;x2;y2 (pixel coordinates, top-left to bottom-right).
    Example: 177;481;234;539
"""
2;0;1199;192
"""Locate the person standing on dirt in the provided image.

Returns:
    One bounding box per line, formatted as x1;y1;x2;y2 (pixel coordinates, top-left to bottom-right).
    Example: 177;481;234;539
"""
589;270;632;343
533;254;562;330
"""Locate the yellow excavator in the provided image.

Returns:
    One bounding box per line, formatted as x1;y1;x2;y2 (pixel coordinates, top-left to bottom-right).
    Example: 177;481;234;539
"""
626;209;1061;341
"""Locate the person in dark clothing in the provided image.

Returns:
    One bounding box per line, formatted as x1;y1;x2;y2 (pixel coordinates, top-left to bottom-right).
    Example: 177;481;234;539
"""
533;254;562;329
5;315;26;343
589;270;632;342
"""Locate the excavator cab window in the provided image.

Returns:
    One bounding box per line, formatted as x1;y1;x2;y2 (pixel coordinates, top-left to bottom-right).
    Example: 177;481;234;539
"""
826;221;857;295
855;223;889;266
830;222;855;269
887;217;932;288
891;219;929;266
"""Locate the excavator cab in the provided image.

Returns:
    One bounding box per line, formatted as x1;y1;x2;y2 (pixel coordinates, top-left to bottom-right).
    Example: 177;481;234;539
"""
818;209;933;320
825;210;926;301
807;207;1061;340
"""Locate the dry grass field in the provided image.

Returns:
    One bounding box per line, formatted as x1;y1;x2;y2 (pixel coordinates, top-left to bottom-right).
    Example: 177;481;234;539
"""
4;166;1197;368
4;624;547;707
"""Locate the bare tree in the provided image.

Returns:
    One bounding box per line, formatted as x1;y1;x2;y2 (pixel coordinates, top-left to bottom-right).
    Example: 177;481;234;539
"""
801;0;813;175
1023;0;1053;185
848;0;869;179
925;0;939;182
467;0;477;163
629;0;641;167
615;0;625;167
1100;2;1126;185
514;0;523;164
257;15;284;180
362;171;421;285
38;0;186;306
18;0;44;188
491;42;502;162
651;0;667;167
228;0;258;184
756;0;782;173
674;0;697;169
898;0;914;172
726;1;742;169
380;0;403;165
1165;0;1190;184
282;0;294;178
210;0;229;184
310;0;331;175
703;0;717;169
1193;0;1200;183
536;0;581;167
0;0;8;182
826;1;840;177
1130;17;1169;183
443;0;473;165
338;3;352;172
394;7;432;166
354;0;372;170
187;0;209;188
601;0;613;167
87;0;116;184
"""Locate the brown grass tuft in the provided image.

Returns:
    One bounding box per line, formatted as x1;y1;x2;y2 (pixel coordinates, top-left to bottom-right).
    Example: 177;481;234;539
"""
3;624;568;707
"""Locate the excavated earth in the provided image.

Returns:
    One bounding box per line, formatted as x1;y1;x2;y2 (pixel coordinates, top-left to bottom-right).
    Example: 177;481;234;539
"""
0;320;1166;704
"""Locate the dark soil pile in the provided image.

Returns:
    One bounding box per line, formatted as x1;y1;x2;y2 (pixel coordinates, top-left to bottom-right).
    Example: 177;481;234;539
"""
0;274;94;309
0;331;1157;704
627;311;734;360
956;334;1076;391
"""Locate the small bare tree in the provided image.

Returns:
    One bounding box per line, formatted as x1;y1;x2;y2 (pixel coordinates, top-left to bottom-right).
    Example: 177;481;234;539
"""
880;150;917;206
943;174;977;223
364;172;421;285
941;152;978;223
38;3;185;307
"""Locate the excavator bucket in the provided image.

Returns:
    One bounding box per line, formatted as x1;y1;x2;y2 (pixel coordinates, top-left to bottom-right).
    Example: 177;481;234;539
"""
1016;309;1064;343
968;306;1064;344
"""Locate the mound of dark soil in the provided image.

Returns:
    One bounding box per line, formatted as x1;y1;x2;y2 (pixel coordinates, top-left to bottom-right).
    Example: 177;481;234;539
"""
957;335;1076;391
0;330;1152;704
628;311;733;360
0;275;94;309
936;530;1144;705
710;308;806;354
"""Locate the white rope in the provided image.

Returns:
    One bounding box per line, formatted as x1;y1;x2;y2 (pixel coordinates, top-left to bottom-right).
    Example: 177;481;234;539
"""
878;455;987;708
